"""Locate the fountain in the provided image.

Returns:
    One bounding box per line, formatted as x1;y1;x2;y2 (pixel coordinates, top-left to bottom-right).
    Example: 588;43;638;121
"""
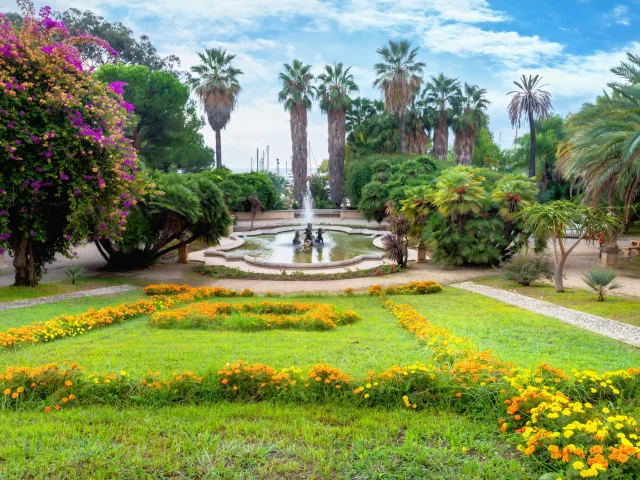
301;181;314;227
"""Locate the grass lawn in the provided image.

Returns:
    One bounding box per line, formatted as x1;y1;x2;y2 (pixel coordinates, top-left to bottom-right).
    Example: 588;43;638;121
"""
0;276;126;303
473;276;640;327
2;287;639;478
1;404;530;479
399;287;640;372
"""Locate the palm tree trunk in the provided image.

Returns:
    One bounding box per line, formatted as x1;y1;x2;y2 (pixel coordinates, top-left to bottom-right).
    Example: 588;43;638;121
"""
453;131;463;165
399;113;406;156
215;129;222;168
434;109;448;160
528;109;536;178
291;105;308;205
328;108;346;207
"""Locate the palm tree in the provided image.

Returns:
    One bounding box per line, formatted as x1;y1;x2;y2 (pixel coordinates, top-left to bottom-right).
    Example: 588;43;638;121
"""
346;97;376;135
507;75;553;178
432;166;486;234
278;59;315;205
558;53;640;229
452;83;489;166
405;93;432;155
189;48;243;168
424;74;461;161
317;63;359;206
373;40;425;156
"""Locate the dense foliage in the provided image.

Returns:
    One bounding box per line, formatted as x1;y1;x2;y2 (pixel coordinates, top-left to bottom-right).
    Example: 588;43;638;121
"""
205;169;281;212
95;171;231;268
95;64;214;172
0;4;144;285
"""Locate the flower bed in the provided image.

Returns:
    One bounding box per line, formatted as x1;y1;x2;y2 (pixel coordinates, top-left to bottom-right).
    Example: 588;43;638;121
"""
368;281;443;296
149;301;361;331
0;285;253;348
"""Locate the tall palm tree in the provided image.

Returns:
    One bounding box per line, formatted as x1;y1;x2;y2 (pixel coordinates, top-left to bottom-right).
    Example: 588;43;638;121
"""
346;97;376;135
424;73;461;161
373;39;425;156
317;63;359;206
452;83;489;166
558;52;640;229
507;75;553;178
278;59;315;205
189;48;242;168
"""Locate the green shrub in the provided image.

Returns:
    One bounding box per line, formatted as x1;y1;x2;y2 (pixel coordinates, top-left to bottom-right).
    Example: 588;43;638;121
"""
582;268;622;301
501;254;553;286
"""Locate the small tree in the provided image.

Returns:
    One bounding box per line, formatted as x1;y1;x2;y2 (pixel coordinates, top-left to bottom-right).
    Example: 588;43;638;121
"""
399;185;431;248
382;214;410;268
517;201;622;292
0;4;144;286
249;193;263;230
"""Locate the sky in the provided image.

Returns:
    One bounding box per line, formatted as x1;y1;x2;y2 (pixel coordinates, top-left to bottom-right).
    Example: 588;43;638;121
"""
7;0;640;172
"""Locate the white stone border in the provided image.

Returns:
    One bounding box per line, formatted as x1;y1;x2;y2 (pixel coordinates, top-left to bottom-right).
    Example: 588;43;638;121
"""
453;281;640;348
203;226;386;270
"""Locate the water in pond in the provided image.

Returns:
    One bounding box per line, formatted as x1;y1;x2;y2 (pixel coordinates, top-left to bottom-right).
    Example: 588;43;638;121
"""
234;231;380;264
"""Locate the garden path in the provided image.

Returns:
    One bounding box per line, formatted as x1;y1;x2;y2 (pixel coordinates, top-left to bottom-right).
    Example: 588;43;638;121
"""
0;285;137;310
453;282;640;348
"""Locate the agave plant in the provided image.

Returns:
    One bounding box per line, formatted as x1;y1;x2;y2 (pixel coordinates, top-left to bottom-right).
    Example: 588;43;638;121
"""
582;268;622;301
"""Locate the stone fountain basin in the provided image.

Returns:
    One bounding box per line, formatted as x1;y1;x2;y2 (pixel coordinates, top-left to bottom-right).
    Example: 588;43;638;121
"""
203;226;386;270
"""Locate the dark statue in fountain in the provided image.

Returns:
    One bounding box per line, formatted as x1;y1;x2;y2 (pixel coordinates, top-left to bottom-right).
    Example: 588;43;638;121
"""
304;223;314;243
315;228;324;245
302;239;313;252
292;231;301;245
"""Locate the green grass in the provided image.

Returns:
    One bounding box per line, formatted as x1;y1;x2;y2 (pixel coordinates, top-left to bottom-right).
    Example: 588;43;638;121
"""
473;276;640;327
195;264;404;281
0;403;531;479
0;290;144;331
0;277;125;303
2;286;639;478
400;287;640;372
0;295;427;376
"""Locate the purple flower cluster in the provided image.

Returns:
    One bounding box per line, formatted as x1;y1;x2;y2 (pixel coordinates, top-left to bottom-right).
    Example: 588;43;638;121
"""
108;81;128;95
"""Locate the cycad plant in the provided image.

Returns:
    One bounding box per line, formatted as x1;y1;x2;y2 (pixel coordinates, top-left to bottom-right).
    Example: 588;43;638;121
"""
317;63;359;206
373;40;425;156
189;48;243;168
424;73;461;161
582;268;622;301
432;166;486;233
278;59;315;204
491;173;538;222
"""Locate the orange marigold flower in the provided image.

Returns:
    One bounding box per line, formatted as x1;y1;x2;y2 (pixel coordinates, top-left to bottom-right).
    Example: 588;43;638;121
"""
54;405;61;411
44;407;51;413
68;394;76;401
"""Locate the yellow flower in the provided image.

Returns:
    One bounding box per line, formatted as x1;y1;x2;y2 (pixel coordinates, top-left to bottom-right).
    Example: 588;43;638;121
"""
564;430;574;438
120;371;127;377
3;388;10;395
602;407;610;414
572;461;584;470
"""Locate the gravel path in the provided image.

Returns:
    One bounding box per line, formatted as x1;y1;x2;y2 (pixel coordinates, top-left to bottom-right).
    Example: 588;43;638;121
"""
0;285;137;311
453;282;640;348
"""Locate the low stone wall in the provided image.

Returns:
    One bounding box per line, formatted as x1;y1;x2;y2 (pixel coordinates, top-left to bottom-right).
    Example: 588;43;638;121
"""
234;209;365;221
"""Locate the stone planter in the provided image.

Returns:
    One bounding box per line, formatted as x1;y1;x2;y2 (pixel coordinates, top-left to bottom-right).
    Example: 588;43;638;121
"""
416;246;428;264
601;246;619;267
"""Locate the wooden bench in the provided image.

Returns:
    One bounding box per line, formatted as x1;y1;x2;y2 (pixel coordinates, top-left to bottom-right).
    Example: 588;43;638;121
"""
623;240;640;257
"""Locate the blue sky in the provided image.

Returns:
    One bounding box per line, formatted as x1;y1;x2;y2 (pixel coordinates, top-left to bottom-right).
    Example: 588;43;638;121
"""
9;0;640;171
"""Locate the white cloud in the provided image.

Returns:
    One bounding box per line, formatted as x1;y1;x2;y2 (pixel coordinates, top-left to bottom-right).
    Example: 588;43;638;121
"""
421;24;564;67
605;5;630;26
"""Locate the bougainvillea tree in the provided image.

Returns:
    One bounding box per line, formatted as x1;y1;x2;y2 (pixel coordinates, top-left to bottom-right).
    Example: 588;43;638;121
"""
0;1;145;286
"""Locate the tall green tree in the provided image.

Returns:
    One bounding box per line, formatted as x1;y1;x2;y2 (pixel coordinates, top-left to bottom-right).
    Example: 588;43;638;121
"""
95;64;212;171
507;75;553;178
424;73;461;161
373;40;425;156
189;48;243;168
317;63;359;206
558;53;640;228
278;59;315;204
452;83;489;166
